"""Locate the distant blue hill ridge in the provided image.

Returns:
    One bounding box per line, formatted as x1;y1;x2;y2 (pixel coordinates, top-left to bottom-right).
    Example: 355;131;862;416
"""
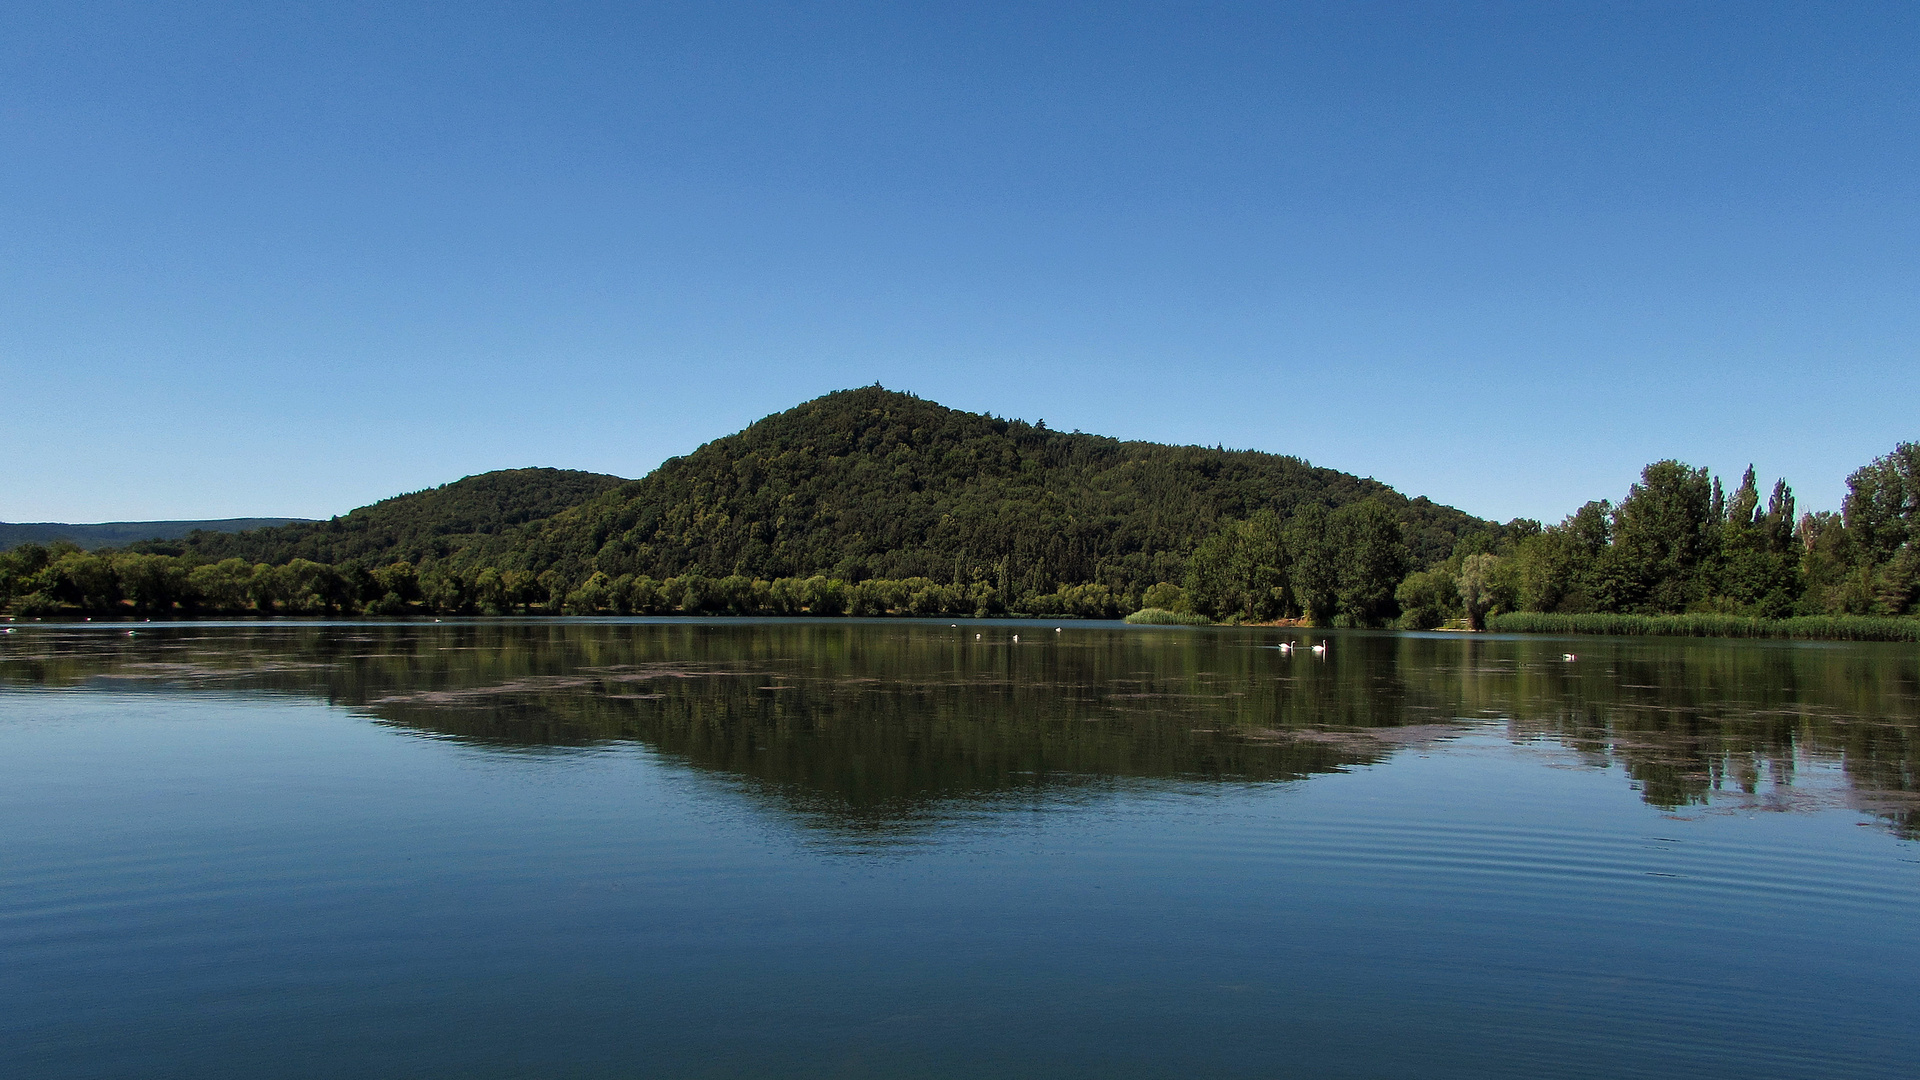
0;519;314;552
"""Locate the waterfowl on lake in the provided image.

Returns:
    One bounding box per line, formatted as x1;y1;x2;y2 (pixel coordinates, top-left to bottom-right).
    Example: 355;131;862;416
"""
1563;653;1578;662
1278;642;1293;654
1310;641;1327;655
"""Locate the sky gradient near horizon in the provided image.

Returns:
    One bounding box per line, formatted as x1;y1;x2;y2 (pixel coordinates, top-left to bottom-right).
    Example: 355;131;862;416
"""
4;2;1916;526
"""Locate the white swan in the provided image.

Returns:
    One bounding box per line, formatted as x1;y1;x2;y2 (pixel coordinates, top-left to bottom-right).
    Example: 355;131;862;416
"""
1562;653;1578;662
1277;642;1293;654
1309;640;1327;655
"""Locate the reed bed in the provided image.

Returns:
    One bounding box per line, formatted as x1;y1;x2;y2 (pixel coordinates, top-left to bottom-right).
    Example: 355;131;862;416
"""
1486;611;1920;642
1123;608;1213;626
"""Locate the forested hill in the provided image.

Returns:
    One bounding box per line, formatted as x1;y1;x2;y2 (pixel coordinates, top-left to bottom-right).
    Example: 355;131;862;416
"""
145;468;627;567
11;389;1909;630
510;387;1488;594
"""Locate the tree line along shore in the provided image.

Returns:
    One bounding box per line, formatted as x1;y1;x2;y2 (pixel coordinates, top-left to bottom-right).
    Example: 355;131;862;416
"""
1;390;1914;641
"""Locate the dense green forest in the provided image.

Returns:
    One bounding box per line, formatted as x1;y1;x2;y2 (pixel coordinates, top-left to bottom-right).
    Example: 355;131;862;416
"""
1378;446;1919;630
496;385;1481;587
2;387;1913;635
1172;443;1917;632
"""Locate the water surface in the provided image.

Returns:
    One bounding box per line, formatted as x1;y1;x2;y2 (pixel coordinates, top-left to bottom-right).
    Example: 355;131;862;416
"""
2;620;1916;1078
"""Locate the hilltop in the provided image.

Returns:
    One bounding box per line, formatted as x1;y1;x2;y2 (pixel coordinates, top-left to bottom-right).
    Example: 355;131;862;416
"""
503;387;1487;593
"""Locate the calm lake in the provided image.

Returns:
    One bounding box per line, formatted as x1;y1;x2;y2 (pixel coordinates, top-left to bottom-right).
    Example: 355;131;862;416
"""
2;619;1917;1079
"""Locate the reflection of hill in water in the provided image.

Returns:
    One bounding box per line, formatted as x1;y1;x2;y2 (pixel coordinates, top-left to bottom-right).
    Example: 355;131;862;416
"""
364;663;1414;835
5;621;1917;836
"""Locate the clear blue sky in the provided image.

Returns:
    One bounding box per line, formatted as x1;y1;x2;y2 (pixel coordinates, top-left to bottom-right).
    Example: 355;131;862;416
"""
3;1;1915;525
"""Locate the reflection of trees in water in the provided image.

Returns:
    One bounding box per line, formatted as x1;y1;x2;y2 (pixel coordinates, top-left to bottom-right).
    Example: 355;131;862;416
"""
3;621;1916;836
1392;635;1920;835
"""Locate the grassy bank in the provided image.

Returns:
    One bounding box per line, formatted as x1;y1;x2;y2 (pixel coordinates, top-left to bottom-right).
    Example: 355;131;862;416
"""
1486;612;1920;642
1123;608;1212;626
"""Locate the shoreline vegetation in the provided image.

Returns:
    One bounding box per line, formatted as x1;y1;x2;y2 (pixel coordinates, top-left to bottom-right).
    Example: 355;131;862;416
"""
2;389;1914;642
1485;612;1920;642
10;606;1912;644
1123;607;1213;626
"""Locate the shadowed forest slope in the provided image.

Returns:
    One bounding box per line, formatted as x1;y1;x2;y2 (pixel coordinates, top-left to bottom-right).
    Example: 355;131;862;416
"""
152;468;626;567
